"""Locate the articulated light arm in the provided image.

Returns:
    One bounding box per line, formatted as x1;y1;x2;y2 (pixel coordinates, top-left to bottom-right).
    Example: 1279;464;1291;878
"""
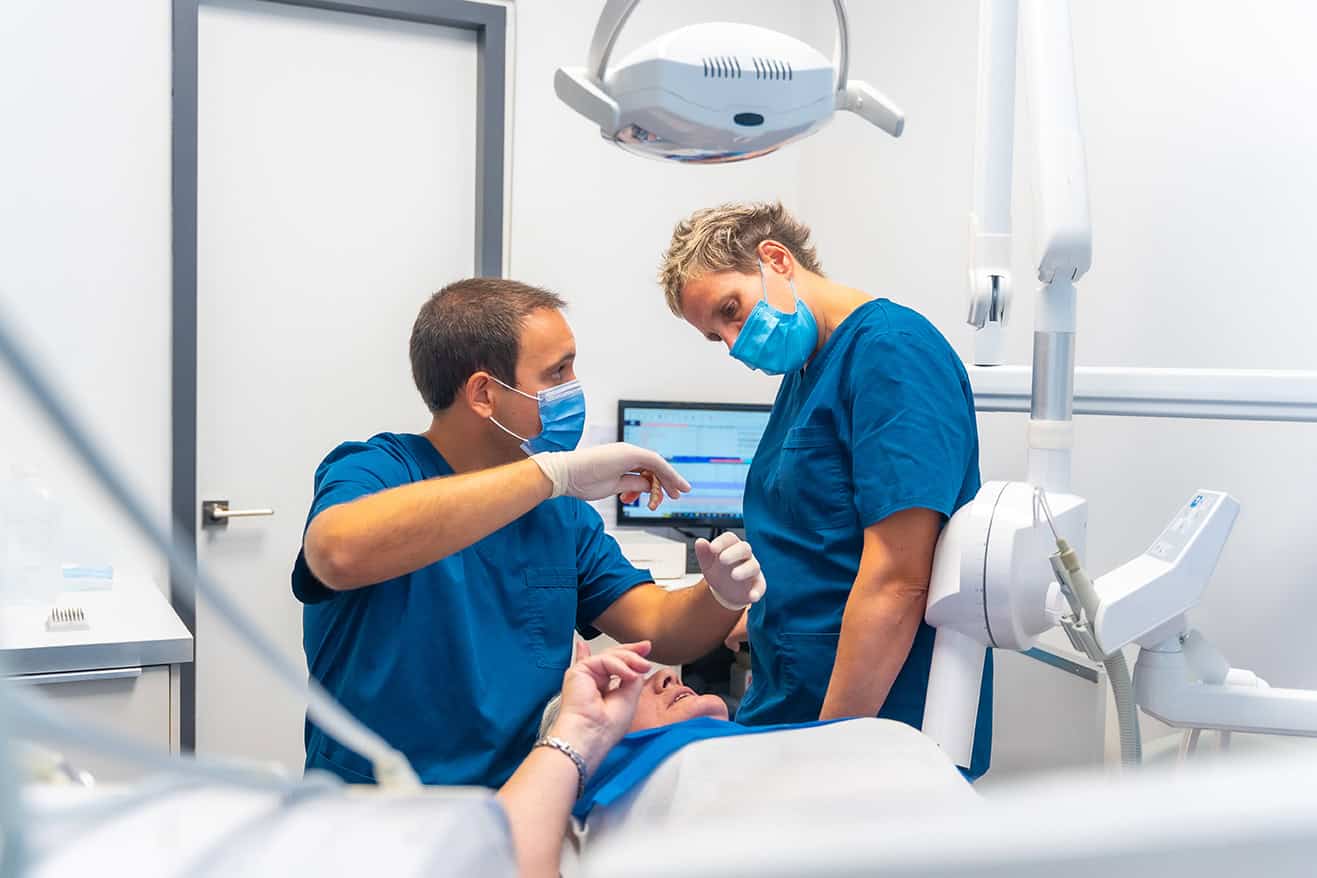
586;0;641;81
968;0;1092;364
1021;0;1092;291
966;0;1093;491
966;0;1018;367
966;0;1093;494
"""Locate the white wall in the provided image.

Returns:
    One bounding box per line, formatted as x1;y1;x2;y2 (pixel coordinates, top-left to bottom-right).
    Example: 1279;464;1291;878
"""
0;1;172;588
795;0;1317;709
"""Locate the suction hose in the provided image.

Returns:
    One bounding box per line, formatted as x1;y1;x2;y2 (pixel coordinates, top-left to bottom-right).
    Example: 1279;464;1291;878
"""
1056;539;1142;768
1103;651;1142;767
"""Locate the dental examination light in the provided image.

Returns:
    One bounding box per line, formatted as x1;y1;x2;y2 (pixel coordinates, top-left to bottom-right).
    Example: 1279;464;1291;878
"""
555;0;903;164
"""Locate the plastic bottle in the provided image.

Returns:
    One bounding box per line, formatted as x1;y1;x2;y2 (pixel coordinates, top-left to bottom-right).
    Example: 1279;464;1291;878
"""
1;466;62;606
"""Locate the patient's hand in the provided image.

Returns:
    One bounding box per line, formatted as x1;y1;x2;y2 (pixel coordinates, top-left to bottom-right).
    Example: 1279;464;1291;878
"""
550;640;652;773
501;642;651;878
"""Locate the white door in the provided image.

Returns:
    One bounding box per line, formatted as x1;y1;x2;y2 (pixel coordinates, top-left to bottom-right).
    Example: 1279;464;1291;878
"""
196;0;477;771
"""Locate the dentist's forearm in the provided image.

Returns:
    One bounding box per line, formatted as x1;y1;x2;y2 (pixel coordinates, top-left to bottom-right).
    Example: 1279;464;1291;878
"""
592;583;741;666
650;582;744;665
820;579;927;720
304;459;551;590
820;508;942;720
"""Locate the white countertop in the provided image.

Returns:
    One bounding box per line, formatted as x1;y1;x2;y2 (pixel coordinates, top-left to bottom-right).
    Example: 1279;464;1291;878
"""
1;575;193;676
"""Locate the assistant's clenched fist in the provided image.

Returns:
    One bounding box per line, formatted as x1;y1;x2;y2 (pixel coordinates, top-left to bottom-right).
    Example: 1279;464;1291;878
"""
696;532;767;612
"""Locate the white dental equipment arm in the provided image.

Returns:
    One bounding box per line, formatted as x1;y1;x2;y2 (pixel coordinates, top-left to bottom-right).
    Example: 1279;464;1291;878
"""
925;0;1317;771
966;0;1092;372
1089;492;1317;739
965;0;1016;367
931;481;1317;770
923;0;1094;769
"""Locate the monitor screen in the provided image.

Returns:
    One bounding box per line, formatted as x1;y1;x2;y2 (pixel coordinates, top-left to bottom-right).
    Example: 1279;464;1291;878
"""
616;400;772;528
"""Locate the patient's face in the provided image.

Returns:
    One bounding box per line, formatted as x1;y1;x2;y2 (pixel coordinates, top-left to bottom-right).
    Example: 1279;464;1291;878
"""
629;668;729;732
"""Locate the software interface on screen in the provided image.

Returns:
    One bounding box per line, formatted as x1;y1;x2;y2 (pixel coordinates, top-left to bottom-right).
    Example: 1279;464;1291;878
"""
619;404;771;523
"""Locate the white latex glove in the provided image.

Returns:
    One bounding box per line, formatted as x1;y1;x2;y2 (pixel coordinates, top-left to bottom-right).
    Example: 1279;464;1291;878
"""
550;640;652;773
695;532;767;612
532;442;691;504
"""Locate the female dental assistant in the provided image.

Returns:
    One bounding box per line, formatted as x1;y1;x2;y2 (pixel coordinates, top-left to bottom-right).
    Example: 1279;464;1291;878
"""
658;202;993;779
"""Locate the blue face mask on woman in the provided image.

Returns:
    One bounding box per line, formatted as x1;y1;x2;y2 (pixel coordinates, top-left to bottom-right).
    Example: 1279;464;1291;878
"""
729;261;819;376
490;377;587;455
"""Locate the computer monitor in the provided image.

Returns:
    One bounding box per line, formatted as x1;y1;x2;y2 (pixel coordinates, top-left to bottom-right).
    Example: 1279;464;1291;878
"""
616;400;772;530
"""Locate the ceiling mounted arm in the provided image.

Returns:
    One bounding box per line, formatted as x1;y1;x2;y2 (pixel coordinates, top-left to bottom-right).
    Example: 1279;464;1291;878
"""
587;0;643;82
831;0;850;93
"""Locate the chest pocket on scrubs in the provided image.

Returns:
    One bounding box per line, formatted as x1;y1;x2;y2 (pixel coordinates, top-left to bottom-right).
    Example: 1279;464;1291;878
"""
775;425;853;530
526;566;578;670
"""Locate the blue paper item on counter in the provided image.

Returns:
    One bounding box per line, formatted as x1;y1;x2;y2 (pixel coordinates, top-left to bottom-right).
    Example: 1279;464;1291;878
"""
61;564;114;591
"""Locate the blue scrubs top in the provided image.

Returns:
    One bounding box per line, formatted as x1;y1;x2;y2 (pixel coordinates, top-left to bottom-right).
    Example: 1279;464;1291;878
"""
290;432;651;788
737;298;994;779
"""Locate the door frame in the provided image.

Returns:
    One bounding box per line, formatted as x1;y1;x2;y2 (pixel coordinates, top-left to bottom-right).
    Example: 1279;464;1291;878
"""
171;0;507;750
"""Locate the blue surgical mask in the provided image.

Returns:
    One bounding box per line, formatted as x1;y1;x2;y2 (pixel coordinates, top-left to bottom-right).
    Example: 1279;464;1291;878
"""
729;262;819;375
490;377;586;455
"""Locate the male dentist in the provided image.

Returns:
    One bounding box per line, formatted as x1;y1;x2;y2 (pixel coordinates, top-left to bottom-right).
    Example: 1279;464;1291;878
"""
292;277;766;787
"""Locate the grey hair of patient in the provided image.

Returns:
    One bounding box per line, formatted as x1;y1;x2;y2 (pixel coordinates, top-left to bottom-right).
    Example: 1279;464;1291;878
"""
539;693;563;739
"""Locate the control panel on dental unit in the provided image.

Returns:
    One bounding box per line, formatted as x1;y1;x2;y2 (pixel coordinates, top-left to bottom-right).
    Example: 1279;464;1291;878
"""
1092;490;1240;655
1146;492;1223;563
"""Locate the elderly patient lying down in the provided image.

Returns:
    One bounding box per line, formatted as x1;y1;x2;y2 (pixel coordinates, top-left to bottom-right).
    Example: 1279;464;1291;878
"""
533;642;978;874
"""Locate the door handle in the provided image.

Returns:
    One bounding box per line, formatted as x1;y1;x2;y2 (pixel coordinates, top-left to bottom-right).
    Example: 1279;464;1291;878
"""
202;499;274;529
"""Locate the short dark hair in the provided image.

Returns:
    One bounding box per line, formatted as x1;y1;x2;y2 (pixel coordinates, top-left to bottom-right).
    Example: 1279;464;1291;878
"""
410;278;567;412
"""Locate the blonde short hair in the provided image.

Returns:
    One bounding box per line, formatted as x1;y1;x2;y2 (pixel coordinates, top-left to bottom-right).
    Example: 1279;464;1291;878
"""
658;201;823;318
